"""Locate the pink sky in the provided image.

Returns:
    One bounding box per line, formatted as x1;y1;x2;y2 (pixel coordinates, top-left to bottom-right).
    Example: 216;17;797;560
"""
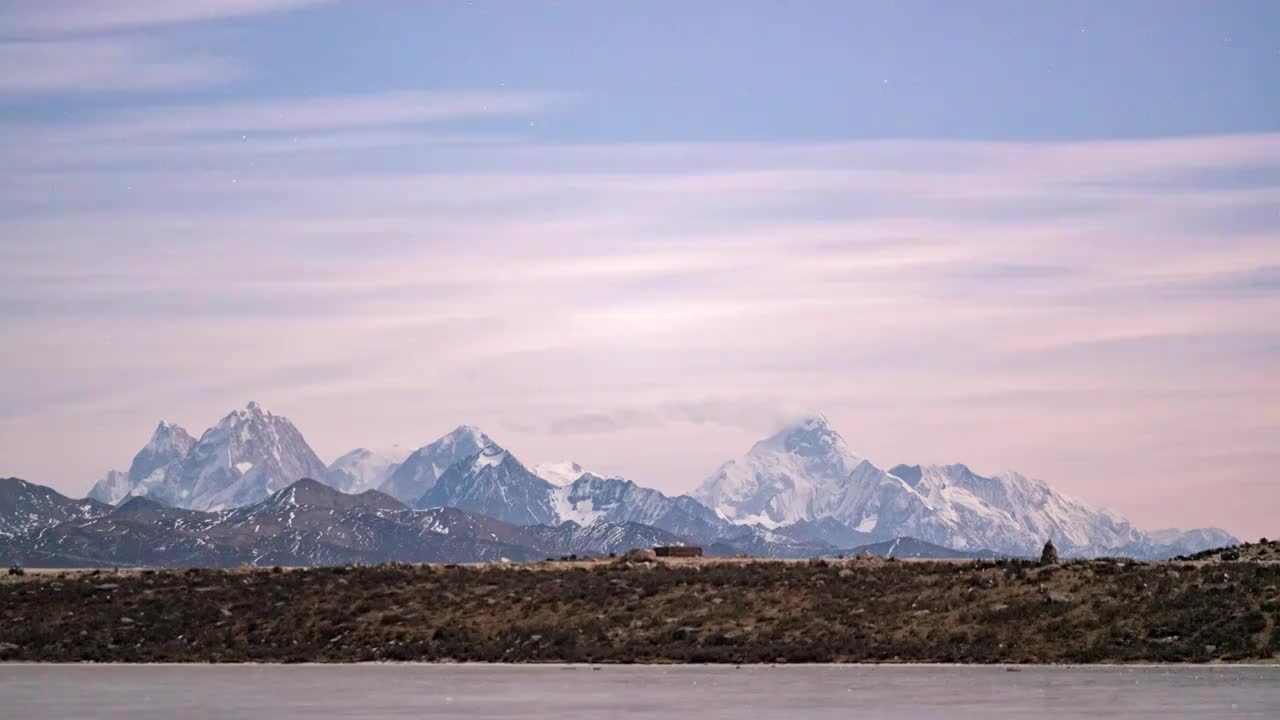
1;1;1277;540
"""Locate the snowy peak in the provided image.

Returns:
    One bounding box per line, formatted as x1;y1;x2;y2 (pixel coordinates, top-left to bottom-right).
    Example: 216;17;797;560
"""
690;415;1201;557
415;444;559;526
550;472;729;541
87;470;130;505
754;414;856;460
223;400;267;423
440;425;491;449
172;403;329;511
533;461;590;486
327;447;406;494
379;425;496;504
88;420;195;506
144;420;195;457
693;413;864;528
129;421;194;487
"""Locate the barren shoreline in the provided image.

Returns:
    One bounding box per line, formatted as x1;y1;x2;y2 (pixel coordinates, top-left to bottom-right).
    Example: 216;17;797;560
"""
4;558;1278;664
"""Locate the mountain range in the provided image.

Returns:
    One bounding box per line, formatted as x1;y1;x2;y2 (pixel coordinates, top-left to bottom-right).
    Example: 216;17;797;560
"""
0;402;1236;567
87;403;327;511
691;415;1234;558
6;477;686;567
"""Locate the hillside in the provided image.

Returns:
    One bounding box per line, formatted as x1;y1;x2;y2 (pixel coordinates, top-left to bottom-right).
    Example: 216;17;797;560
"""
3;557;1277;663
1175;539;1280;563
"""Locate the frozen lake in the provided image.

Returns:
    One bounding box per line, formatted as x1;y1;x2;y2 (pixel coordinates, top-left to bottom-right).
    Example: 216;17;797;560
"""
3;664;1277;719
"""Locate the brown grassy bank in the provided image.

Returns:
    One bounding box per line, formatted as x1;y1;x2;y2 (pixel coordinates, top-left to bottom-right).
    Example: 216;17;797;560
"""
3;558;1278;664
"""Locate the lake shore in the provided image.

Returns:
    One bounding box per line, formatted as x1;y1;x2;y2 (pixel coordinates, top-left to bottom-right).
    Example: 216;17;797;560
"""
3;558;1277;664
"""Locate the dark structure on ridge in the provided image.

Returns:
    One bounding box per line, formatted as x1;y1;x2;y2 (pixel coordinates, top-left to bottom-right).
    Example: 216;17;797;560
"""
1040;539;1059;565
654;545;703;558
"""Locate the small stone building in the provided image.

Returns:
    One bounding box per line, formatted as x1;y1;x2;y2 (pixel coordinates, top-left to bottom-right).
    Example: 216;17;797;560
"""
654;545;703;558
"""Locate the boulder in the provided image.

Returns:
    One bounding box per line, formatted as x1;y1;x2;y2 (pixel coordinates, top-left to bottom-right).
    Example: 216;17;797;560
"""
623;548;657;563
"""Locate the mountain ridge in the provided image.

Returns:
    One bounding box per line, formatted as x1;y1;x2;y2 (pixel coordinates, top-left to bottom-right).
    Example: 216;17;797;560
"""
57;405;1242;561
694;415;1235;558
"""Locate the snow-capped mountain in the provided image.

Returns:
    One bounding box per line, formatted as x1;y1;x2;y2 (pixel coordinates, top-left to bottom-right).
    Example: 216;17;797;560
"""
173;402;329;511
694;415;1237;557
693;415;866;527
1;477;109;539
380;426;493;504
533;461;590;486
4;477;693;567
63;408;1238;561
873;463;1146;555
84;405;327;512
415;445;559;525
413;437;730;539
86;470;129;505
551;472;730;541
326;448;407;494
88;421;195;505
1141;527;1242;559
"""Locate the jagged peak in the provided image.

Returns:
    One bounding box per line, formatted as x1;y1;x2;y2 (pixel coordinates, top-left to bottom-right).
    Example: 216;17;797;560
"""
408;425;496;456
147;419;192;444
766;412;835;438
752;412;856;460
446;424;492;444
215;401;276;427
571;472;636;490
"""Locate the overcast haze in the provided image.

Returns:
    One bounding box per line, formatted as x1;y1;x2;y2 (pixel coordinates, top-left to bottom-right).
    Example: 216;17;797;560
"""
1;1;1277;539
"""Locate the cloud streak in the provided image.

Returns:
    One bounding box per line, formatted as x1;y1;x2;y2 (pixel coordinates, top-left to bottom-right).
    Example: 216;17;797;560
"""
0;0;333;36
0;36;240;92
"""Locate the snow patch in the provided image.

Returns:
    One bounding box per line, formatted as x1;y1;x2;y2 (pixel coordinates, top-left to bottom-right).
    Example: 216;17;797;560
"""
533;461;588;487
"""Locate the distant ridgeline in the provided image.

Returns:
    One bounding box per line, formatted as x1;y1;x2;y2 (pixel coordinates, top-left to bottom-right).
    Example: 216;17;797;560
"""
1;404;1239;568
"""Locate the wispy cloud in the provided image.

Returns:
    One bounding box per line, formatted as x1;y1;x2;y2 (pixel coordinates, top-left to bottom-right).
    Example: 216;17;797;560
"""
0;0;333;95
0;37;239;92
87;91;565;135
0;0;332;36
